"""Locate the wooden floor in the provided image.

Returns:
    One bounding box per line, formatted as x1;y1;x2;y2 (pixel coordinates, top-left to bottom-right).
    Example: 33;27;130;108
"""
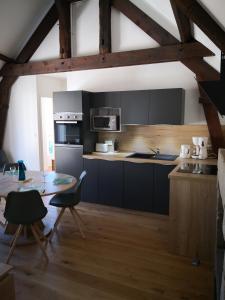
0;199;214;300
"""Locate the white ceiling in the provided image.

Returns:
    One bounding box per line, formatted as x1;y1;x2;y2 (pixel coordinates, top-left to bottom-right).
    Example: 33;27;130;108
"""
0;0;53;59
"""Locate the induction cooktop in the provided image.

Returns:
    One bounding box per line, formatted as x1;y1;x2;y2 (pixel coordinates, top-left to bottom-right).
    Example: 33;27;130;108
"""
177;163;217;175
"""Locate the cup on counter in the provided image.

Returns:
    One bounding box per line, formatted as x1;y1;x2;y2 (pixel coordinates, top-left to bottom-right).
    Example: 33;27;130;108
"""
179;144;191;158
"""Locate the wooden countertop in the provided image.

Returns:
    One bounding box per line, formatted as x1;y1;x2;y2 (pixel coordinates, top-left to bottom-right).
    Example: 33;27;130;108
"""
83;152;217;169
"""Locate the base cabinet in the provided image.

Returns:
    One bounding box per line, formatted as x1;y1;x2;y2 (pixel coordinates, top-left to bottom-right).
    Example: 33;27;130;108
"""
82;158;174;214
169;177;217;262
99;160;123;207
153;164;175;215
82;159;99;203
123;162;154;211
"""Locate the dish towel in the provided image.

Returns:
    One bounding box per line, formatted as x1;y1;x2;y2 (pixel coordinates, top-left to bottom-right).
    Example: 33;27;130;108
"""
18;184;45;193
53;177;73;185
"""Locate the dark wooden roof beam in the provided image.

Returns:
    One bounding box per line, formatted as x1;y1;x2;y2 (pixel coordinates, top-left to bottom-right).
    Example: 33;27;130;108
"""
0;53;15;63
99;0;111;54
170;0;193;43
0;42;214;77
55;0;71;59
173;0;225;52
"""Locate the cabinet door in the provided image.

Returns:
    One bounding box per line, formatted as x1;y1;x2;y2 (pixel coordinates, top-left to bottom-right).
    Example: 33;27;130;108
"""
153;164;175;215
98;160;123;207
123;162;154;211
91;92;121;108
104;92;121;107
82;159;99;203
149;89;184;125
121;90;150;124
90;92;106;108
53;91;83;113
55;146;83;179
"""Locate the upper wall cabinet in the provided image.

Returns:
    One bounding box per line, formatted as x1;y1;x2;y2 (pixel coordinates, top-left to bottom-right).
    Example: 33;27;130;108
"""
149;89;185;125
53;91;83;113
90;92;121;108
90;88;185;125
121;91;150;125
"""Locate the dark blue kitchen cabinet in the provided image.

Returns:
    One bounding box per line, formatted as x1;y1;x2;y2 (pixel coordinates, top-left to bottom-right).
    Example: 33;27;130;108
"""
98;160;123;207
53;91;83;113
149;89;184;125
82;158;99;203
123;162;154;211
91;92;121;108
153;164;175;215
121;90;150;125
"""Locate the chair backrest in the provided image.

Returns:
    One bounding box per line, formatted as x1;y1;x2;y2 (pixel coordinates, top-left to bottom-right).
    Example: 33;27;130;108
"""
4;190;47;225
0;150;9;172
73;170;87;200
3;163;18;175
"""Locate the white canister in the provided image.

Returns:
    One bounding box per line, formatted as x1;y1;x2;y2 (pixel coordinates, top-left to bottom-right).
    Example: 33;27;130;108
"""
179;144;191;158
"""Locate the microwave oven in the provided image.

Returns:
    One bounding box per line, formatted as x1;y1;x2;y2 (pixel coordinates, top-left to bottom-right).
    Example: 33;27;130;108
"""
91;115;120;131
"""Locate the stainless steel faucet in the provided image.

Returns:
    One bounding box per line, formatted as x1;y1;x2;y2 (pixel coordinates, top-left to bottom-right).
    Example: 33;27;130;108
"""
148;147;160;155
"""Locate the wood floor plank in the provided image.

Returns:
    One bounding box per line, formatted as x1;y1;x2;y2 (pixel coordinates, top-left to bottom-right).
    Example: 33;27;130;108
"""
0;201;214;300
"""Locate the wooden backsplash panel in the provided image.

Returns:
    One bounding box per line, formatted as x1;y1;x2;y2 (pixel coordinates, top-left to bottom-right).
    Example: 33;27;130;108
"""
99;125;225;155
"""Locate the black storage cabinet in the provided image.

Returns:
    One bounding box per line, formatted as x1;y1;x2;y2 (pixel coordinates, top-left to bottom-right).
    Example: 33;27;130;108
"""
123;162;154;212
82;158;99;203
153;164;175;215
98;160;123;207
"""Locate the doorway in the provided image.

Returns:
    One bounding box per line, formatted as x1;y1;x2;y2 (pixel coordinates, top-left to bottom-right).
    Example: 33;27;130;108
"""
40;97;55;171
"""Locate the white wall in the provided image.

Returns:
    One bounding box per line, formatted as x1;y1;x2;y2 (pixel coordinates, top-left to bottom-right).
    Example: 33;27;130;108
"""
3;76;40;170
36;75;67;169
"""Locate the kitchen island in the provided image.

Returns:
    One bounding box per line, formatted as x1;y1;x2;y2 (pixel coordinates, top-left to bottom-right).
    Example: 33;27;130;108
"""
169;160;217;263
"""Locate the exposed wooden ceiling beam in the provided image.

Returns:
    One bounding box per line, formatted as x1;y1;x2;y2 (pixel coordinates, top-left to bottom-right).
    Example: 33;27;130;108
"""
198;82;225;153
0;42;214;77
55;0;71;59
0;53;15;63
99;0;111;54
0;4;59;148
112;0;177;46
173;0;225;52
170;0;225;153
170;0;193;43
111;0;219;81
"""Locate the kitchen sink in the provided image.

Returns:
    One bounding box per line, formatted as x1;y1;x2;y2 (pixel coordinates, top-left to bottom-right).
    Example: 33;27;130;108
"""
126;152;178;161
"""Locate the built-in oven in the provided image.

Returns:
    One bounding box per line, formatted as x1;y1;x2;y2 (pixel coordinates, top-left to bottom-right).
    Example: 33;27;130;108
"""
54;112;83;145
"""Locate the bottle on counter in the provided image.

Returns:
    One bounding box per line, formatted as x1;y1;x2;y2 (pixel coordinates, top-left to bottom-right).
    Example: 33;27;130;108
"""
18;160;26;181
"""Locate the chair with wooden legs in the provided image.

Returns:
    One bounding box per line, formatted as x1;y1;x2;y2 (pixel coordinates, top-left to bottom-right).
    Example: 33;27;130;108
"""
4;190;48;264
49;170;87;241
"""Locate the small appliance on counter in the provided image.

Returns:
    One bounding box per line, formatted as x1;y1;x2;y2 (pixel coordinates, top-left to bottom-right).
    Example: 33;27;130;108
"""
192;136;208;159
105;140;114;152
96;143;109;153
179;144;191;158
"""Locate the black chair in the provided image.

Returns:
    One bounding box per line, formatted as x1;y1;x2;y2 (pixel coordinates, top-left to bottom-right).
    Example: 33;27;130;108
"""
49;171;87;240
3;162;27;175
4;190;48;264
0;150;9;172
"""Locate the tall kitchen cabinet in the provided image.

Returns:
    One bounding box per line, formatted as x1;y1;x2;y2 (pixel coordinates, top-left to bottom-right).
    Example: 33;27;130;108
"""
53;91;96;179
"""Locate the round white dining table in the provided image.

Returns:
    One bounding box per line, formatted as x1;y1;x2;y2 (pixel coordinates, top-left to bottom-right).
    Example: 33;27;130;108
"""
0;170;77;244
